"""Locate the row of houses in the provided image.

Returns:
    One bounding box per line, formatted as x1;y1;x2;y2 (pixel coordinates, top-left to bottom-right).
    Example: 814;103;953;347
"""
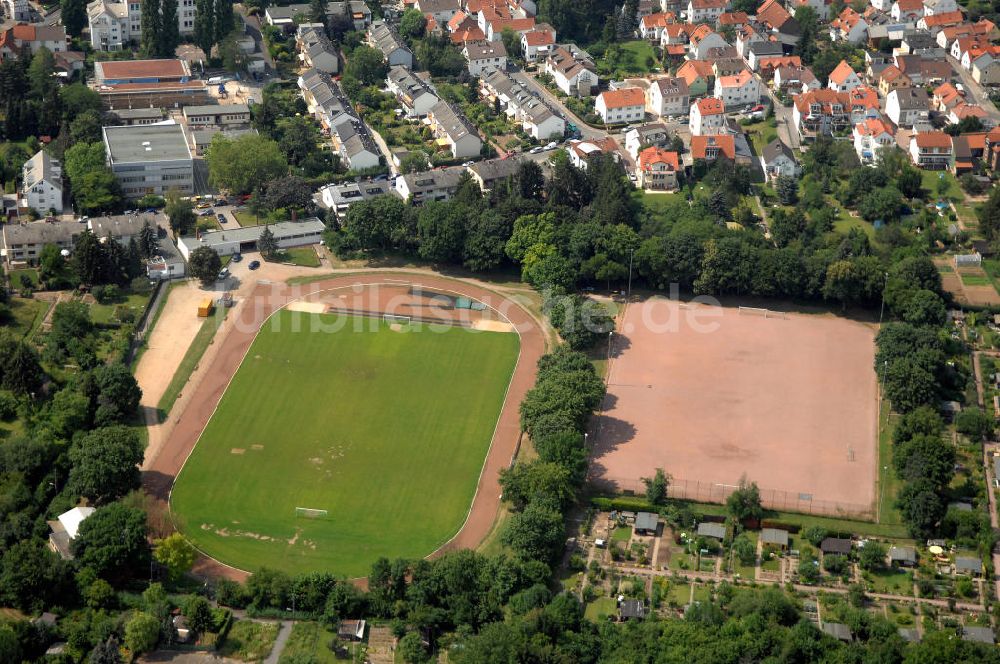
298;68;382;170
479;68;566;139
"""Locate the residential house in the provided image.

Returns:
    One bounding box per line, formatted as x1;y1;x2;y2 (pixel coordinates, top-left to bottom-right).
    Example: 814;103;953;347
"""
909;130;952;168
47;507;95;560
635;147;680;191
86;0;199;51
950;102;994;129
647;76;689;117
877;65;912;96
895;53;951;84
828;60;863;91
688;25;728;59
387;66;439;117
714;69;759;106
19;150;63;214
717;11;748;29
891;0;924;21
395;166;465;202
265;2;371;30
520;26;555;61
917;9;964;31
448;12;487;44
566;136;621;169
757;0;801;46
297;24;339;74
735;22;766;58
773;65;820;94
660;21;694;51
899;30;944;56
933;81;965;111
788;0;830;19
2;220;83;266
480;67;564;139
760;138;799;179
830;7;869;43
298;68;381;170
368;20;413;67
713;56;749;79
624;122;672;160
691;133;736;162
924;0;959;15
690;96;726;134
746;40;784;71
544;45;598;96
3;0;31;21
0;23;67;59
793;88;849;139
886;87;929;127
687;0;727;24
87;213;154;245
854;117;896;163
477;5;536;41
595;87;646;124
936;19;997;51
427;100;483;158
972;51;1000;85
415;0;461;24
640;12;674;40
677;59;714;96
317;180;393;218
463;40;507;76
467;157;522;190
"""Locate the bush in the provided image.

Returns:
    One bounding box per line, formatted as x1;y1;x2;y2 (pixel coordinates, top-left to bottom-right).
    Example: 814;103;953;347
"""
0;391;18;421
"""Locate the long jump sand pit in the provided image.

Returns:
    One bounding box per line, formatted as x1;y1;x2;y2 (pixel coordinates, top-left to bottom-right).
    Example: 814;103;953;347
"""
591;298;879;517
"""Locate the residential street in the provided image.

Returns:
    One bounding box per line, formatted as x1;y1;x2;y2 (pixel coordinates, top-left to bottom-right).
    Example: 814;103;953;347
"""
947;56;1000;122
510;69;607;141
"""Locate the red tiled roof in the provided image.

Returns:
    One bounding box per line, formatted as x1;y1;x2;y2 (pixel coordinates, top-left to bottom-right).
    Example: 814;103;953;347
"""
96;59;188;80
691;134;735;159
638;147;680;171
718;69;753;88
913;131;952;148
694;96;725;115
921;10;964;27
757;0;792;30
599;87;645;109
718;11;748;24
677;59;714;84
855;117;895;136
522;29;554;46
828;60;857;85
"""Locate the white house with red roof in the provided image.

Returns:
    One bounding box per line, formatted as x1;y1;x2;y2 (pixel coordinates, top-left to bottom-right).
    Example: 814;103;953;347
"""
640;12;674;39
853;117;896;164
636;147;680;191
827;60;862;92
909;131;952;168
829;7;868;43
0;23;67;59
690;96;726;134
891;0;924;21
713;69;759;106
949;102;994;129
520;26;555;61
595;87;646;124
688;25;729;59
545;46;598;96
687;0;727;24
691;134;736;161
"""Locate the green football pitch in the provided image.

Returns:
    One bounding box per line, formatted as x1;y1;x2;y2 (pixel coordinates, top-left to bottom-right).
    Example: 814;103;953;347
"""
170;311;520;577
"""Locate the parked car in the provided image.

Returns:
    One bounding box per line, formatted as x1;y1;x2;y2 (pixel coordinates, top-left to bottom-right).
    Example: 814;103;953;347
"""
197;202;212;209
198;208;214;216
231;253;242;263
545;141;558;150
217;267;229;280
248;260;260;270
529;146;544;154
216;213;226;222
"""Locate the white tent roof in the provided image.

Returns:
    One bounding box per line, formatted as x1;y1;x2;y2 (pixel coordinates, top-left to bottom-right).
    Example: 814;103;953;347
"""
58;506;95;539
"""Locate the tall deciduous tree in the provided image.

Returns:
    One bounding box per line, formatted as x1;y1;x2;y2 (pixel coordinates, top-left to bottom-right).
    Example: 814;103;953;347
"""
68;426;146;504
72;503;149;580
61;0;87;37
188;246;222;285
206;133;288;195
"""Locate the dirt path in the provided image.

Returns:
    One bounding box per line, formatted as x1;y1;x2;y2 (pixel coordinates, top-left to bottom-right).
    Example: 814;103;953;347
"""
143;270;546;581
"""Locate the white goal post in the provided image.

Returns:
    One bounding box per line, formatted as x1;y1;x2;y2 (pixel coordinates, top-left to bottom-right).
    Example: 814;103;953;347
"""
295;507;329;519
383;313;411;325
737;306;787;319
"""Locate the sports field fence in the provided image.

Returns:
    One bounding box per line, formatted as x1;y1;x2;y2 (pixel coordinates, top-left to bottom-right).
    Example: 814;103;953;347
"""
597;475;874;520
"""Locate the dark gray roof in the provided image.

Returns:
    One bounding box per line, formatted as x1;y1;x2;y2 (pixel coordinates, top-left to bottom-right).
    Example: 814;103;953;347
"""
619;599;645;619
892;86;929;111
3;220;84;246
749;41;785;57
109;107;165;120
820;538;852;555
889;546;916;563
635;511;659;532
696;522;726;539
822;623;852;642
430;101;479;143
761;528;789;546
762;138;795;165
468;157;521;183
369;20;411;59
963;626;995;644
464;40;507;61
88;213;156;240
956;556;983;573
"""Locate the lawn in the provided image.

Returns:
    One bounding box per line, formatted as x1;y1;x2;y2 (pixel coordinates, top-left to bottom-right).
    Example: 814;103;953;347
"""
960;272;992;286
584;596;618;622
634;190;686;214
877;402;904;527
156;308;228;416
219;620;279;662
9;268;39;289
597;40;660;77
867;569;913;595
171;312;520;576
270;246;321;268
612;526;632;543
922;170;962;203
234;210;260;227
279;622;340;664
88;292;150;325
9;297;47;338
741;119;778;155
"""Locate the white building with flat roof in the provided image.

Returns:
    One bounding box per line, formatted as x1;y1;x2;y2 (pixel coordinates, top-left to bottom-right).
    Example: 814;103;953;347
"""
102;123;194;198
177;219;326;259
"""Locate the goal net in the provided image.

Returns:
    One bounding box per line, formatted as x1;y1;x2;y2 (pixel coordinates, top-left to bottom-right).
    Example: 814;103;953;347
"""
383;314;411;325
295;507;329;519
738;306;786;319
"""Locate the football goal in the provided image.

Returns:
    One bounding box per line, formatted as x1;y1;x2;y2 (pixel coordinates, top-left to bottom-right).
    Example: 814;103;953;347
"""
294;507;329;519
738;306;787;319
383;314;411;325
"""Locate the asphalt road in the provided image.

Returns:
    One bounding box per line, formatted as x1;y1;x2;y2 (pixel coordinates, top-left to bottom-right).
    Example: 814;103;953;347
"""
947;56;1000;122
509;69;608;142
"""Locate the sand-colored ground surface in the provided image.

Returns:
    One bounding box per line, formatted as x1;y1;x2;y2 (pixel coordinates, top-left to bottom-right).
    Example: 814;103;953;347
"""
591;298;879;517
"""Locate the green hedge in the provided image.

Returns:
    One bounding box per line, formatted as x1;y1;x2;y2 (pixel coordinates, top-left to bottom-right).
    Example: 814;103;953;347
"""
591;496;658;512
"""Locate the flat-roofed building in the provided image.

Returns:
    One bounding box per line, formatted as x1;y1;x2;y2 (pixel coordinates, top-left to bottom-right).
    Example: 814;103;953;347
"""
177;218;326;259
106;107;167;126
102;123;194;198
182;104;252;129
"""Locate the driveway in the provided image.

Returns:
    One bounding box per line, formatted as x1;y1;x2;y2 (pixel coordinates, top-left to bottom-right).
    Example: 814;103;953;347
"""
510;69;607;141
947;56;1000;121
